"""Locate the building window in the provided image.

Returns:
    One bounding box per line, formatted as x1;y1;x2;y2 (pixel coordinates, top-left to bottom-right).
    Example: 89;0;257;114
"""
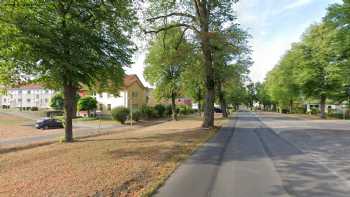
18;98;22;102
132;92;138;97
44;98;48;103
99;93;103;98
18;90;22;94
45;90;49;94
107;104;111;111
36;95;39;99
3;98;6;102
27;99;31;103
27;90;31;94
99;104;103;111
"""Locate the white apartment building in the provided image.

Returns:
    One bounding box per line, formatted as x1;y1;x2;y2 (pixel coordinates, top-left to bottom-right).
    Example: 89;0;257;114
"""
1;84;55;109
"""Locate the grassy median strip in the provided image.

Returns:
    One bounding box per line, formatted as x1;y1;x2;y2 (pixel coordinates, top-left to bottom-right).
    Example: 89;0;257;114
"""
0;116;226;197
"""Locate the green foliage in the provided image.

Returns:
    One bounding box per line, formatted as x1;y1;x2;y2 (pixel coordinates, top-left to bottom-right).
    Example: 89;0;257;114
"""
111;107;130;124
132;110;141;122
144;28;193;101
31;107;39;111
0;0;137;140
154;104;166;118
140;105;156;119
177;105;193;115
164;105;173;117
78;96;97;112
50;93;64;110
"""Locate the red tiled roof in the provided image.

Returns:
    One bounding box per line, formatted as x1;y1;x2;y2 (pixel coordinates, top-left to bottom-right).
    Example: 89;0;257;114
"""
123;74;145;89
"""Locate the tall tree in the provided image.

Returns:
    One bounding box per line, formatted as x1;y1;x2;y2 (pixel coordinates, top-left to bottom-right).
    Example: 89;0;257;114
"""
211;27;250;117
144;0;240;128
265;46;301;113
325;0;350;102
144;28;193;120
0;1;137;141
296;24;342;118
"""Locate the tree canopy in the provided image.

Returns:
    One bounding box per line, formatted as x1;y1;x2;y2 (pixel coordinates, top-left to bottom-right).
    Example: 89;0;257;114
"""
0;0;137;141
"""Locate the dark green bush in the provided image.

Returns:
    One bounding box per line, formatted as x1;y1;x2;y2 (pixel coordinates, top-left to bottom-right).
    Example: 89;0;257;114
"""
132;110;141;121
177;105;193;115
295;107;306;114
31;106;39;111
140;105;156;119
154;104;166;117
165;105;173;117
310;108;320;115
111;107;130;124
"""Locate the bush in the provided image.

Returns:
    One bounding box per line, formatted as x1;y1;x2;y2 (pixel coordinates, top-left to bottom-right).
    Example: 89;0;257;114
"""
310;108;320;115
140;105;156;119
177;105;193;115
31;106;39;111
165;105;173;117
132;110;141;121
154;104;166;118
111;107;130;124
295;107;306;114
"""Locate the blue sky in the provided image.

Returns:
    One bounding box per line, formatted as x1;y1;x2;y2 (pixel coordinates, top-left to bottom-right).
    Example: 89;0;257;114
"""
127;0;342;86
237;0;342;82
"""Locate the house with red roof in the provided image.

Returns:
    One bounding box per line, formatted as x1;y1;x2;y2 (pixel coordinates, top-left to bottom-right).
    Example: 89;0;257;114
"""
87;74;148;112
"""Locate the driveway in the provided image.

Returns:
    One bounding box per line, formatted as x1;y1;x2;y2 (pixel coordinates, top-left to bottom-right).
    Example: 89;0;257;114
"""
155;111;350;197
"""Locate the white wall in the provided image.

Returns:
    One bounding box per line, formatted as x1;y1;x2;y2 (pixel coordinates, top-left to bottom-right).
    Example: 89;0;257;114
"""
94;91;128;111
3;88;55;108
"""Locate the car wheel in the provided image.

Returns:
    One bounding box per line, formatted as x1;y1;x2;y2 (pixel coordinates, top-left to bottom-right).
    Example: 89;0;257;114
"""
43;126;49;130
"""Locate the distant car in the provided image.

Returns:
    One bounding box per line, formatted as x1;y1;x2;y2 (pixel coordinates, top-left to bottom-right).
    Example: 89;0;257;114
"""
214;107;223;113
35;118;64;130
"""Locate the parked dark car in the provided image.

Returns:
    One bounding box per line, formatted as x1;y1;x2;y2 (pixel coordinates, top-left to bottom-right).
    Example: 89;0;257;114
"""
214;107;223;113
36;118;64;130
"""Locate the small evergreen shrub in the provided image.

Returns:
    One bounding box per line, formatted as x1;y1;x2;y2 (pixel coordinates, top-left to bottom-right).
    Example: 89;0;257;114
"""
132;110;141;121
140;105;156;119
165;105;173;117
111;107;130;124
154;104;166;118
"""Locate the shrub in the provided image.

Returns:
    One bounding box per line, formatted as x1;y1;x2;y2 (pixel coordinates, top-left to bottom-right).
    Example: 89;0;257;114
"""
132;110;141;121
295;107;306;114
310;108;320;115
31;106;39;111
165;105;173;117
111;107;130;124
154;104;166;118
177;105;193;115
140;105;156;119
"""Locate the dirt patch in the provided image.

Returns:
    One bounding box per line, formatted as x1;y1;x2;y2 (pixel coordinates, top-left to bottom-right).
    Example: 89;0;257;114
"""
0;117;226;197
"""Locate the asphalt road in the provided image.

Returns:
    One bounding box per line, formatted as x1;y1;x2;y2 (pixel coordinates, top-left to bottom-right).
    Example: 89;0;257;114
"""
155;111;350;197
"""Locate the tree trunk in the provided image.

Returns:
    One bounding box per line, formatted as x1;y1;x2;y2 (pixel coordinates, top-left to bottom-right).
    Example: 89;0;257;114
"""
289;99;293;113
63;84;76;142
200;30;215;128
198;101;202;117
320;95;326;119
218;82;228;118
171;93;177;121
197;87;202;117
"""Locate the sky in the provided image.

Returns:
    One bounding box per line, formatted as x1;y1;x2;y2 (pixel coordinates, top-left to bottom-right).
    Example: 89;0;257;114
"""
126;0;342;86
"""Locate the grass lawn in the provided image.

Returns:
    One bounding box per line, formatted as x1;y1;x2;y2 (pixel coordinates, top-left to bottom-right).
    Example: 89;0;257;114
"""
0;116;227;197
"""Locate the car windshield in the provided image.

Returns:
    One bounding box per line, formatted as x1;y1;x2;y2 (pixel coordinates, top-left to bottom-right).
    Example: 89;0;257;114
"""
36;117;50;123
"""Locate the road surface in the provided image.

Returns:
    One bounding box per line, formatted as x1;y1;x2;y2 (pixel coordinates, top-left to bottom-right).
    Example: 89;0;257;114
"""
155;111;350;197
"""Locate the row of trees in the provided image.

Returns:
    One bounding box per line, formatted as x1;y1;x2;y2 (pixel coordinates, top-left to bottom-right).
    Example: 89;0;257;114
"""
261;0;350;118
0;0;251;142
